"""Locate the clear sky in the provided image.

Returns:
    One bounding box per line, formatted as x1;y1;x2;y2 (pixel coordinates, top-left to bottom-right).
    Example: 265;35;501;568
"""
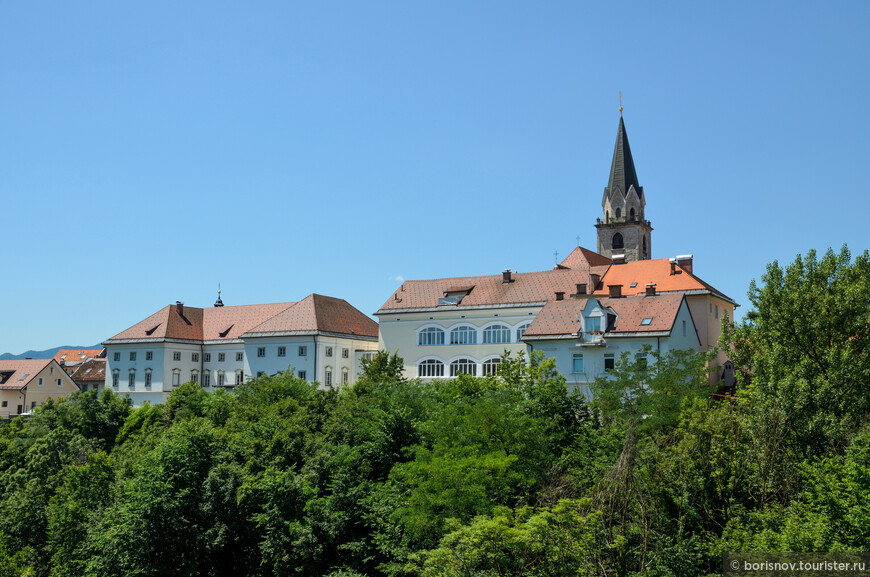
2;2;869;354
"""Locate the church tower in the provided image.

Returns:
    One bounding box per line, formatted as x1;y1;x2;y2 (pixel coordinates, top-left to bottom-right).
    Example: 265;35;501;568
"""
595;110;652;262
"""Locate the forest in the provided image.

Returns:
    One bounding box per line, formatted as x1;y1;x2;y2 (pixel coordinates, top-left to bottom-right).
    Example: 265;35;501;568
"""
1;246;868;577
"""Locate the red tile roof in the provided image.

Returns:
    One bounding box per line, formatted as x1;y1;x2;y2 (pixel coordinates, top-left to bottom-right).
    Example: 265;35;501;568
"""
0;358;53;389
105;295;376;343
377;268;607;313
71;358;106;384
523;293;686;337
245;294;378;338
54;348;105;365
559;246;614;269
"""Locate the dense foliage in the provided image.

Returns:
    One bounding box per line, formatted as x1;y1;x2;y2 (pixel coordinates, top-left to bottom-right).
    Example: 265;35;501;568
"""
0;246;868;576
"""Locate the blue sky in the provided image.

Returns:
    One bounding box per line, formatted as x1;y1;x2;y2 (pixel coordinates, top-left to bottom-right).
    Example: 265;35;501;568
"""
2;2;869;354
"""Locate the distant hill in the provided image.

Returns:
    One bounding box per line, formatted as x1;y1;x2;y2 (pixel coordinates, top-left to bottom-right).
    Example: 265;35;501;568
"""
0;345;102;361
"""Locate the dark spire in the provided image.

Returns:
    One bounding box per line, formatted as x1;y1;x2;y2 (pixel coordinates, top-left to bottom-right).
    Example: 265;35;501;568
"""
604;115;641;199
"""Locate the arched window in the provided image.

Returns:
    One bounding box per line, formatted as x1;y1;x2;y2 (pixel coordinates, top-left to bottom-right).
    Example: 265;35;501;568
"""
605;211;610;223
616;207;621;219
612;233;624;250
217;370;225;387
516;323;530;342
128;369;136;388
418;359;444;378
642;236;647;257
450;358;477;377
483;324;511;344
190;369;198;384
482;358;501;376
341;368;349;384
630;207;635;220
324;367;332;387
418;327;445;346
144;368;153;388
172;368;181;387
450;325;477;345
112;369;120;388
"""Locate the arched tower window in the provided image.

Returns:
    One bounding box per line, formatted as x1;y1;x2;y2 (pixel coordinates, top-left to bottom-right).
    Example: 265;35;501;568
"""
630;207;635;220
605;211;610;223
612;233;624;250
616;208;621;219
642;236;647;257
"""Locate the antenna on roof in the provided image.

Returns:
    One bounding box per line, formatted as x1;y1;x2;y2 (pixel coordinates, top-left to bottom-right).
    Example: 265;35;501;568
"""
576;235;580;247
214;283;224;307
553;250;559;264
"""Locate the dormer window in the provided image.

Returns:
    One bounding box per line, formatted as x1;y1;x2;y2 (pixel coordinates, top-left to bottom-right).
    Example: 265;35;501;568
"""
585;316;602;333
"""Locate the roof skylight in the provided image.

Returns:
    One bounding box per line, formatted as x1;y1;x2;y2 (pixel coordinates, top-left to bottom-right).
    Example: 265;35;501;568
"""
641;318;652;325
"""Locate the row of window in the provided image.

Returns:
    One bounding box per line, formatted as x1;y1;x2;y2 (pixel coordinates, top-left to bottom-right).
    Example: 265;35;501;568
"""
571;353;647;374
323;366;350;387
418;323;531;346
36;377;64;388
112;368;245;389
417;357;502;378
113;346;320;364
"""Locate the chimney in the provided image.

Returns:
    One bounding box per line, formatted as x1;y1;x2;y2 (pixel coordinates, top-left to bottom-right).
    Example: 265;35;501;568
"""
502;269;512;283
608;284;623;298
645;283;656;297
590;273;600;291
612;254;626;265
669;258;676;276
555;291;565;301
576;283;587;295
176;301;184;316
677;254;694;274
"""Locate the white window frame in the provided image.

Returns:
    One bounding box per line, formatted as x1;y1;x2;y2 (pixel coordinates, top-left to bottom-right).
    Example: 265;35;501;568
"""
418;326;446;346
417;358;445;378
173;351;181;361
128;370;135;388
482;324;511;345
236;352;243;362
144;369;152;388
325;367;332;386
217;371;225;387
218;353;226;362
298;346;307;356
146;351;153;361
129;352;137;361
450;358;477;377
342;348;349;359
172;369;181;387
235;370;244;386
191;369;199;384
202;370;210;387
192;353;199;362
56;378;62;388
257;347;265;358
112;370;119;388
450;325;477;345
325;347;333;358
278;346;286;357
482;357;501;376
113;352;120;362
516;323;530;342
572;353;584;374
341;367;349;384
38;377;44;387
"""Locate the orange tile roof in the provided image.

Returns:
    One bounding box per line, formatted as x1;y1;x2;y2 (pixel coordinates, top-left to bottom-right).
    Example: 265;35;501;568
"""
53;348;105;365
523;293;686;337
71;358;106;384
591;258;734;302
0;358;53;389
105;295;376;343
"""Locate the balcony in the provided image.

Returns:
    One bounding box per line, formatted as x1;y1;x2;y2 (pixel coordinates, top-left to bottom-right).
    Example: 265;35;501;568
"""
577;331;606;346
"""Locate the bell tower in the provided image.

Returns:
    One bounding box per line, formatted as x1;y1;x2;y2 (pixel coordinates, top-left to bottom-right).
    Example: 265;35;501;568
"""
595;107;652;262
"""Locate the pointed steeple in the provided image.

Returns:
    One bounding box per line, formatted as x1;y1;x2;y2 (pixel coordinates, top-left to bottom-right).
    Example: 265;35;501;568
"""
604;115;642;200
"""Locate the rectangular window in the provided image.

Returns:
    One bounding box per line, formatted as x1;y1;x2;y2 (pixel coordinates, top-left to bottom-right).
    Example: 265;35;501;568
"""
1;401;6;407
572;354;584;373
217;372;225;387
636;354;648;369
298;346;307;357
57;378;62;387
31;401;36;410
128;372;135;387
38;377;44;387
191;372;198;384
172;372;180;387
715;305;719;319
145;372;152;387
604;353;615;372
586;317;601;333
342;369;349;384
236;352;243;362
298;370;306;380
236;371;244;385
278;347;286;357
325;370;332;386
257;347;265;358
682;320;687;337
173;352;181;361
113;352;120;362
203;371;210;387
325;347;333;357
112;373;119;388
129;352;137;361
146;351;153;361
192;353;199;362
204;353;211;362
218;353;225;362
342;348;349;359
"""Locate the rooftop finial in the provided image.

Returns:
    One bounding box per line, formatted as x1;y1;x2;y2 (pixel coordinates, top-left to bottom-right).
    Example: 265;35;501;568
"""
214;283;224;307
618;91;623;116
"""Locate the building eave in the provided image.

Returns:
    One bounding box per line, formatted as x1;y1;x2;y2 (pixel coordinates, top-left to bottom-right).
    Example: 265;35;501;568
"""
376;302;547;317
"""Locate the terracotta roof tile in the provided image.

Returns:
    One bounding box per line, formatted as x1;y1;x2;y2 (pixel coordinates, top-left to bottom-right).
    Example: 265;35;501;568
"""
71;358;106;384
591;258;734;302
244;294;378;338
524;293;685;337
0;358;53;389
53;348;105;364
559;246;614;268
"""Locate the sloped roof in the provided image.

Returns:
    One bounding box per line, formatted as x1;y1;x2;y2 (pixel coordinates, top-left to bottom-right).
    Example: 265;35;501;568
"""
523;293;686;337
0;358;53;389
376;267;606;313
71;358;106;384
105;295;376;343
592;258;735;303
605;115;642;200
559;246;613;269
54;348;105;365
244;294;378;338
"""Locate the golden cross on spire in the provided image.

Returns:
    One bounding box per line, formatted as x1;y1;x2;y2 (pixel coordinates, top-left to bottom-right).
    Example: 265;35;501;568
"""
619;92;623;116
